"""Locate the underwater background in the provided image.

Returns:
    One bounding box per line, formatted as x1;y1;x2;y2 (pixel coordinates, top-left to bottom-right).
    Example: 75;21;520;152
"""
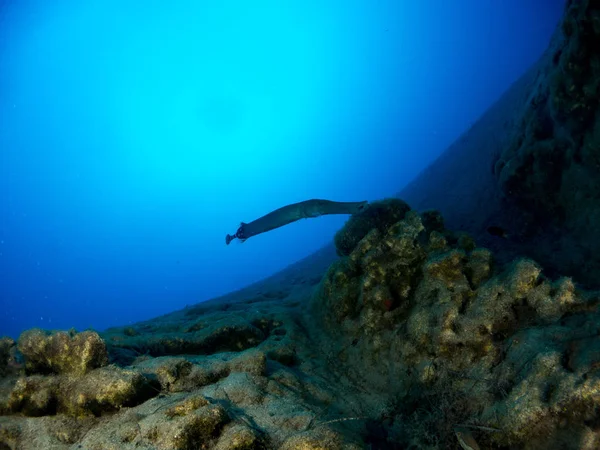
1;0;564;339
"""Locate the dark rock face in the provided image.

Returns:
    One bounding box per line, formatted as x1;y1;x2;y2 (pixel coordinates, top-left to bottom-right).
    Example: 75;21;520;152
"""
401;0;600;288
496;0;600;282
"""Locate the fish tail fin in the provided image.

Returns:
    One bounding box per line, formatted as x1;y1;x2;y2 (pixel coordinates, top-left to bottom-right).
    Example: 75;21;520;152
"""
226;222;248;245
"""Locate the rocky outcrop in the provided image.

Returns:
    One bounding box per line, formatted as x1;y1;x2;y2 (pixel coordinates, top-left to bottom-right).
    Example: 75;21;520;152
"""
312;201;600;449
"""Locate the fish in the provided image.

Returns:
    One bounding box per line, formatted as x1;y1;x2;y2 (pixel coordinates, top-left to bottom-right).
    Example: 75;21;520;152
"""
486;225;510;239
226;199;368;245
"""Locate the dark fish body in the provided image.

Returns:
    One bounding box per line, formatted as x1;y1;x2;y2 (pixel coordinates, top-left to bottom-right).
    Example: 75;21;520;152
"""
487;225;509;239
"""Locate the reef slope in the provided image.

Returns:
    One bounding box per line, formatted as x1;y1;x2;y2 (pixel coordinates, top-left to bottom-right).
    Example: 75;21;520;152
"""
3;1;600;449
3;200;600;449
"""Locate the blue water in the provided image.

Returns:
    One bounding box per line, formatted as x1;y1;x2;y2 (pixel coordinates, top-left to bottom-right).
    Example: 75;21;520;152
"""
0;0;565;339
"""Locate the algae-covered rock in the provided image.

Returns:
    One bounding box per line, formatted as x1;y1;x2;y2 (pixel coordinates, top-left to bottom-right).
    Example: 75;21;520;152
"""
229;349;267;377
0;338;16;377
215;424;264;450
465;248;493;288
334;198;411;256
147;399;230;449
165;394;210;418
0;418;21;449
3;365;157;418
145;357;210;393
61;366;157;417
315;210;431;336
154;357;226;392
313;258;362;327
280;427;362;450
18;329;108;376
106;316;267;363
136;349;267;395
8;375;60;416
420;209;445;233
